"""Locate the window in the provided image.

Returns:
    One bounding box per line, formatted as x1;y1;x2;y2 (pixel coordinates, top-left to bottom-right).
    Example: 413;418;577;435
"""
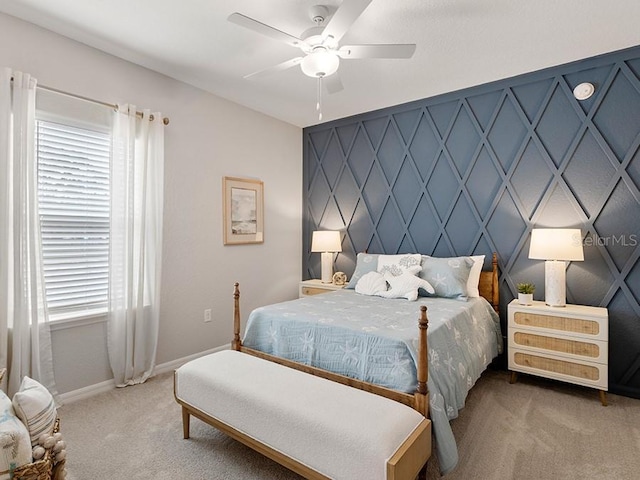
36;94;112;320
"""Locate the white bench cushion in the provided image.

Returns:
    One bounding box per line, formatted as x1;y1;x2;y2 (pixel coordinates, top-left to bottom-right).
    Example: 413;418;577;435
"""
175;350;426;480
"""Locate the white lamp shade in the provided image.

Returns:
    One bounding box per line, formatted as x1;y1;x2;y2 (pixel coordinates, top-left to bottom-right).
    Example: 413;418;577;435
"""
301;50;339;78
529;228;583;307
529;229;584;261
311;230;342;253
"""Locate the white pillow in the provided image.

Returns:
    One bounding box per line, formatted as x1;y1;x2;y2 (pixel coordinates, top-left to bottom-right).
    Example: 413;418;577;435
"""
378;271;435;301
355;271;388;296
376;254;422;277
467;255;485;298
12;376;57;446
0;391;32;479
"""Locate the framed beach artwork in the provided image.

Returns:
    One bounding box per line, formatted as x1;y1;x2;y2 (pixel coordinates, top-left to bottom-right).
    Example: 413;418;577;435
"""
223;176;264;245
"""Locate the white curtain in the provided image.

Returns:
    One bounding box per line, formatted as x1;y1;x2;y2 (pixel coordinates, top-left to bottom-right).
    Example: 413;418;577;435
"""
108;104;164;387
0;68;58;398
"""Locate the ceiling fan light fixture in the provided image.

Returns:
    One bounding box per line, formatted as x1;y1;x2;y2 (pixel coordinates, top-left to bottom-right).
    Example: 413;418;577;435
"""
301;49;340;78
230;0;416;123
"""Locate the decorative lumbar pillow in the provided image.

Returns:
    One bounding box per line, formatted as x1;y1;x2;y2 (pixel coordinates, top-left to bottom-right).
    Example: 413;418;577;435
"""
0;390;33;479
419;256;473;300
376;254;422;277
355;271;388;296
466;255;485;298
12;376;57;447
378;271;435;301
345;253;380;289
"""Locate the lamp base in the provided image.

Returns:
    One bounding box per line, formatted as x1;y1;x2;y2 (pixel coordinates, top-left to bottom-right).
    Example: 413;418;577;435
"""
545;260;567;307
320;251;334;283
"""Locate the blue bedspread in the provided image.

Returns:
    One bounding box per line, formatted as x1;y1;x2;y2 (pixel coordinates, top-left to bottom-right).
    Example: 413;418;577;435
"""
242;289;502;474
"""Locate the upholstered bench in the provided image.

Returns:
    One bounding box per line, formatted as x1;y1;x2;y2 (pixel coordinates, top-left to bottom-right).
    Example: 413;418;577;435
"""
174;350;431;480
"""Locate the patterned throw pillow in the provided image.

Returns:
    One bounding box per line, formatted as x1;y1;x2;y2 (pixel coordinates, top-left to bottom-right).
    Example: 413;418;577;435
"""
345;253;380;289
419;256;474;300
376;254;422;277
347;253;422;289
0;390;32;479
12;376;57;446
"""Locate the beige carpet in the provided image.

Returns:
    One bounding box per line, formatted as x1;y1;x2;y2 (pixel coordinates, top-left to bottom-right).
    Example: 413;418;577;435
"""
57;368;640;479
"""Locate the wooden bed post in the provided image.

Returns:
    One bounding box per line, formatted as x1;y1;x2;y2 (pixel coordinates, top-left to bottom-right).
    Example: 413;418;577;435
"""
491;252;499;313
415;305;429;418
232;282;241;351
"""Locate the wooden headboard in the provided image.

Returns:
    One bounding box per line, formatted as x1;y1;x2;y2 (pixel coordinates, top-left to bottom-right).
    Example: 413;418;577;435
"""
478;252;499;312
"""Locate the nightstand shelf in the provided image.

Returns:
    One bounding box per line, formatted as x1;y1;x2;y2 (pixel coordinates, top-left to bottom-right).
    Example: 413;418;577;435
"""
507;299;608;405
299;279;344;297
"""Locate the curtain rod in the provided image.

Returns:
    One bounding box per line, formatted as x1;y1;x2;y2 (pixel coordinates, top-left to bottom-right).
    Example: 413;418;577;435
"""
11;77;170;125
39;83;170;125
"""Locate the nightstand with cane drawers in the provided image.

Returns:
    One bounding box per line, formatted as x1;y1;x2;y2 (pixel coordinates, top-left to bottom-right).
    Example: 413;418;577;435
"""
507;299;608;405
298;279;344;297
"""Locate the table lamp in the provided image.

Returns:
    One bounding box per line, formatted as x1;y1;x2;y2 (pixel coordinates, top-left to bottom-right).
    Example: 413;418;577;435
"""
528;228;584;307
311;231;342;283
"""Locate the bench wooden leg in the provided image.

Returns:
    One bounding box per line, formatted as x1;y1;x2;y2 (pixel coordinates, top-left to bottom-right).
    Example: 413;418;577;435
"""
182;406;191;439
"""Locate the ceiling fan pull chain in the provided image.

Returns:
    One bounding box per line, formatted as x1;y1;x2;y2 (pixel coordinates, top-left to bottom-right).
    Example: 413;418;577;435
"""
317;76;323;121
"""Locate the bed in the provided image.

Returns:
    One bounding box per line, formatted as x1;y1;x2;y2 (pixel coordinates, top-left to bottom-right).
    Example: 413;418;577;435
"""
232;253;502;475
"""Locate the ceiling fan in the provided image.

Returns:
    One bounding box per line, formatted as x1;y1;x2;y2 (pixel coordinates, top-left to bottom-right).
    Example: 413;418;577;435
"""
228;0;416;120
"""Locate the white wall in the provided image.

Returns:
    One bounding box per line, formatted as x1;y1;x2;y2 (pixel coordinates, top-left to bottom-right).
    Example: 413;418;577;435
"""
0;13;303;394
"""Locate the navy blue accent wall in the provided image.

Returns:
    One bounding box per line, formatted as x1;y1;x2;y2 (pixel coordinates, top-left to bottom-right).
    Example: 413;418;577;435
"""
303;46;640;398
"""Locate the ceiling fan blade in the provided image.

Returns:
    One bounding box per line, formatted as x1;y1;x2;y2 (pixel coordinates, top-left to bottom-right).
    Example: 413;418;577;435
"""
321;0;373;44
338;44;417;59
244;57;304;79
229;12;304;48
324;74;344;94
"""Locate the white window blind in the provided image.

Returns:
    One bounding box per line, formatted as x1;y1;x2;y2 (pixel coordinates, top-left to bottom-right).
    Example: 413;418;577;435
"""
36;120;111;317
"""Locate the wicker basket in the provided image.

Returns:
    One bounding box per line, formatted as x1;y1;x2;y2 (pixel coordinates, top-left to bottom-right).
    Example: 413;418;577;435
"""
10;457;51;480
0;370;66;480
12;418;66;480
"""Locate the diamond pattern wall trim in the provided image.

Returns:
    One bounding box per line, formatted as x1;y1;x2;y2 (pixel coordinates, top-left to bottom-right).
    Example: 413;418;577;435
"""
303;46;640;398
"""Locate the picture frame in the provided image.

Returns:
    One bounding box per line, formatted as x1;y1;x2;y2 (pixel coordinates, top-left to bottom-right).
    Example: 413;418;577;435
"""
223;176;264;245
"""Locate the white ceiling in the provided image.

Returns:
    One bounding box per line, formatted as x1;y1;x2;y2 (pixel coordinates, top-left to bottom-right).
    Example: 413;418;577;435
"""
1;0;640;127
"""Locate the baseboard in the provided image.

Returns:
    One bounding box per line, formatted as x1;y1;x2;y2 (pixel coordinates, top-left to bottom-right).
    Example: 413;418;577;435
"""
153;344;230;375
59;378;116;405
610;383;640;400
59;344;230;404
